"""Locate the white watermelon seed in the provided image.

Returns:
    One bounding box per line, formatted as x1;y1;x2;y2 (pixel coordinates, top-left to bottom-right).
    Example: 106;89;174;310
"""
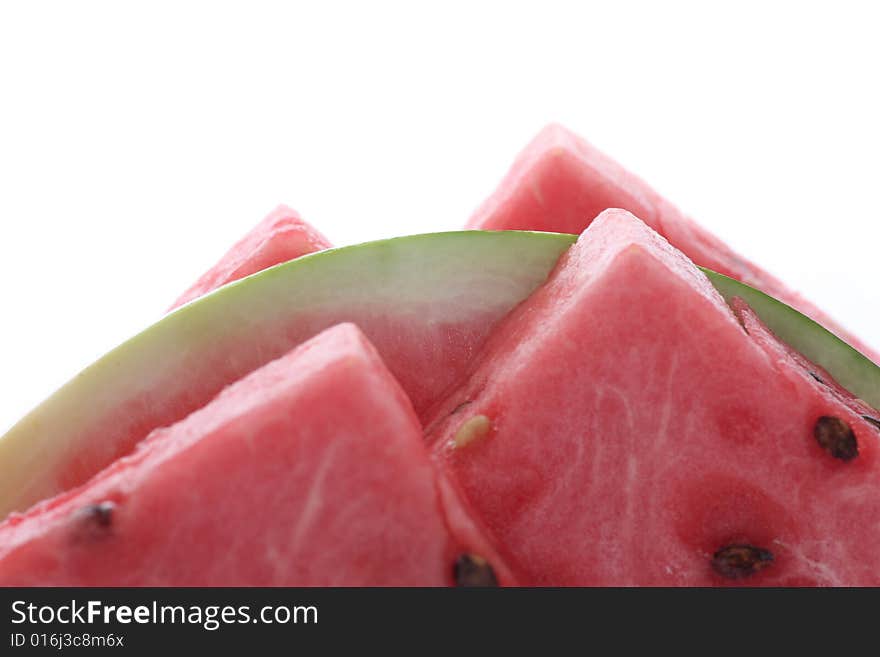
453;415;491;449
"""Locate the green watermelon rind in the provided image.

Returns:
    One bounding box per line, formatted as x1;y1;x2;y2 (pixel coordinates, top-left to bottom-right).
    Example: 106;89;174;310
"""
0;230;576;517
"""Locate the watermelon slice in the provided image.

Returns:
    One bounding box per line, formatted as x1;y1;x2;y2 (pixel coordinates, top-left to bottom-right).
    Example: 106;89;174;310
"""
0;231;573;518
732;300;880;431
169;204;331;310
703;270;880;414
467;123;878;361
426;209;880;585
0;323;514;586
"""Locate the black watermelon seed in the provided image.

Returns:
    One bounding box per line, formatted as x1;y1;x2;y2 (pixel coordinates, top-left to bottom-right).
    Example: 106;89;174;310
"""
862;415;880;431
454;554;499;587
814;416;859;461
808;371;825;385
81;501;115;529
712;544;774;580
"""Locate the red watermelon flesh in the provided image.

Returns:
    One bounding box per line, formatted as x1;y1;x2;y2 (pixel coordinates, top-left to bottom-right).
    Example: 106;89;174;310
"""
426;209;880;586
466;123;878;361
169;204;331;310
0;323;513;586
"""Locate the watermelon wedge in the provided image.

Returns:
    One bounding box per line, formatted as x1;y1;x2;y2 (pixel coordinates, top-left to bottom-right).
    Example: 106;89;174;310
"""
426;210;880;585
0;231;573;518
467;123;878;361
733;300;880;430
169;204;331;310
0;324;514;586
703;270;880;413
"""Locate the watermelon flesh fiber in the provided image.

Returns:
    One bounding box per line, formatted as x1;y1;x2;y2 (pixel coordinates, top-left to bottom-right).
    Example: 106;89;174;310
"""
426;209;880;586
467;123;879;362
169;204;331;310
0;324;514;586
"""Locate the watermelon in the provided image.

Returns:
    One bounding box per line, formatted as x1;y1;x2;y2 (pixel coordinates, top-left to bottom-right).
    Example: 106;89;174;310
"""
467;123;879;361
426;209;880;585
704;270;880;413
733;300;880;431
169;204;331;310
0;323;514;586
0;231;573;518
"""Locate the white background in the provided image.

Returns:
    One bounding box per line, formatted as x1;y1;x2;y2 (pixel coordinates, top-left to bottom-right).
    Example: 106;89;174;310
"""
1;1;877;433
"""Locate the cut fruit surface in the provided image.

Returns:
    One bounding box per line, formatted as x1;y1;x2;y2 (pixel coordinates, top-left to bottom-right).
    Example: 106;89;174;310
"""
427;209;880;585
467;123;878;361
0;231;573;518
169;204;331;310
0;324;514;586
